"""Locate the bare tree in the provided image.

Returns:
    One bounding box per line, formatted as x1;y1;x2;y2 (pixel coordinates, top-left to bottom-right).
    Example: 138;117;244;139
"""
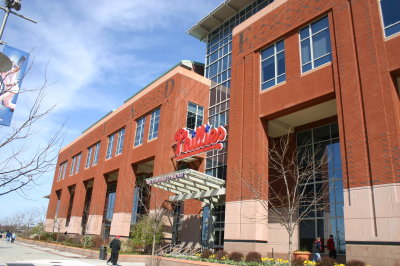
0;66;64;196
131;175;172;266
240;132;331;264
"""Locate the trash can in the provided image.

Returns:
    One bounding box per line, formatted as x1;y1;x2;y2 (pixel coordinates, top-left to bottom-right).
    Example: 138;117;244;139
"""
99;246;107;260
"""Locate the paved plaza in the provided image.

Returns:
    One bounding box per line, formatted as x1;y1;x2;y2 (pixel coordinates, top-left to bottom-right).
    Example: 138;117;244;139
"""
0;239;145;266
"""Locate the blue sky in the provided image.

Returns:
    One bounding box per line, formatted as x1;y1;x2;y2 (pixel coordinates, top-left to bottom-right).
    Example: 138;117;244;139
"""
0;0;220;217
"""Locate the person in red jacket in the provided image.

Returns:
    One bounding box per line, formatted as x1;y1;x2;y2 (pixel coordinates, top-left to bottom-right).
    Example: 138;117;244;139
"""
327;234;337;259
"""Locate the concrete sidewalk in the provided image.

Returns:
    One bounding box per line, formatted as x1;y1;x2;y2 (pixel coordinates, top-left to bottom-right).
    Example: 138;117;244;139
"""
0;239;145;266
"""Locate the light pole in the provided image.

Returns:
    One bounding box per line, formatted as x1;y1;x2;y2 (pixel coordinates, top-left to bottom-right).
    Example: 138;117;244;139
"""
0;0;36;71
0;0;37;42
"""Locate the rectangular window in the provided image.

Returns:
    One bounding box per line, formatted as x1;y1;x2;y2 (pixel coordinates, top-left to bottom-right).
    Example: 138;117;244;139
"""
69;156;76;176
261;40;286;90
380;0;400;37
86;146;93;168
58;161;67;181
186;102;204;130
75;153;81;174
70;153;82;175
134;117;145;146
106;134;115;159
116;128;125;155
300;16;332;73
92;142;100;166
148;108;160;140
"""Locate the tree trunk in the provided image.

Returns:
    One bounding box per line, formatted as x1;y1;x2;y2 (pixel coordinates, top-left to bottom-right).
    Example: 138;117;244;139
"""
288;232;293;265
151;233;156;266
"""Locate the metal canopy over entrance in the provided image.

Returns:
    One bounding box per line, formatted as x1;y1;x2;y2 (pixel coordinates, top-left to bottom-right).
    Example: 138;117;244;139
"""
145;169;225;203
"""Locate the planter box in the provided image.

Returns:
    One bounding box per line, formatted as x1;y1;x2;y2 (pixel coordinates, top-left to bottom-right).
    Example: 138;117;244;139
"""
292;251;311;260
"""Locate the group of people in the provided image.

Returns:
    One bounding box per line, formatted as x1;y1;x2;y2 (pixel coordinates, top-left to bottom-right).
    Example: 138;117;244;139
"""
0;230;17;243
312;235;337;262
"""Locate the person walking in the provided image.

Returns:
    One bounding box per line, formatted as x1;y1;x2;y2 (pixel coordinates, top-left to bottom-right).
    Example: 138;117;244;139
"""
107;235;121;266
5;231;11;242
327;234;337;259
11;232;16;243
312;237;322;262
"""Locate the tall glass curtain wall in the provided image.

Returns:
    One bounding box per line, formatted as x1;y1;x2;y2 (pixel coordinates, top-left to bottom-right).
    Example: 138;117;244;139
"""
296;123;345;253
204;0;274;180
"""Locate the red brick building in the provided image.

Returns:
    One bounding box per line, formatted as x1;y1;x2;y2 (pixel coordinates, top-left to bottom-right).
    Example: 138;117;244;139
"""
46;0;399;265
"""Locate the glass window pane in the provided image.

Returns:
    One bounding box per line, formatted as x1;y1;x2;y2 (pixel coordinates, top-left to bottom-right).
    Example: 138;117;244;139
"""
385;23;400;36
262;57;275;82
312;30;331;59
301;40;311;65
300;27;310;40
311;16;329;33
277;51;285;75
313;125;330;142
276;40;284;51
297;130;312;146
380;0;400;27
277;74;286;83
314;54;332;68
302;63;312;72
261;45;274;59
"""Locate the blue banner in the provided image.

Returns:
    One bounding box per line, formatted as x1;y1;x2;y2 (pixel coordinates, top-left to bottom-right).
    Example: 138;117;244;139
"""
0;45;30;126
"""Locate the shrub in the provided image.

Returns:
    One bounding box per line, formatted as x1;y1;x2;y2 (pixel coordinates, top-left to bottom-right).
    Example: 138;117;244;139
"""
54;233;68;242
229;251;244;262
41;232;55;241
130;216;163;254
92;235;105;248
81;235;94;248
215;249;229;260
346;260;366;266
63;236;81;247
318;257;335;266
121;238;135;253
200;249;213;259
245;251;262;263
292;258;305;266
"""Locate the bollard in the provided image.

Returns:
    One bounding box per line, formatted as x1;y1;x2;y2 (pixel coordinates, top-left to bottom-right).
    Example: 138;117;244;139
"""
99;246;107;260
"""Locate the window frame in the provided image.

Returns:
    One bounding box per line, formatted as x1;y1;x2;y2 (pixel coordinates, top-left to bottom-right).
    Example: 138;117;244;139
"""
148;108;161;141
115;128;125;155
299;15;332;73
186;102;204;130
69;156;76;176
260;39;286;90
134;116;146;146
86;146;93;168
379;0;400;37
92;142;100;166
58;161;67;181
106;134;115;159
75;153;82;174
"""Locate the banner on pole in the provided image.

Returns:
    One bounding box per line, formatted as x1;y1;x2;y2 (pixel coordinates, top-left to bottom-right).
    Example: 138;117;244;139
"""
0;45;30;126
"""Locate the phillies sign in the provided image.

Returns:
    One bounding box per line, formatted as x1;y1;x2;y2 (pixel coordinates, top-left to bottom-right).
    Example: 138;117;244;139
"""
174;124;227;160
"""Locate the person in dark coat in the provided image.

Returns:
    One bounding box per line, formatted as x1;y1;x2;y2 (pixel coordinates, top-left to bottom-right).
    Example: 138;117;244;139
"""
327;234;337;259
107;235;121;266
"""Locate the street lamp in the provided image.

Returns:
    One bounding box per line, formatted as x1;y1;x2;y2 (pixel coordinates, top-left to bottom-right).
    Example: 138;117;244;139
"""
0;0;35;71
5;0;21;11
0;0;36;42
